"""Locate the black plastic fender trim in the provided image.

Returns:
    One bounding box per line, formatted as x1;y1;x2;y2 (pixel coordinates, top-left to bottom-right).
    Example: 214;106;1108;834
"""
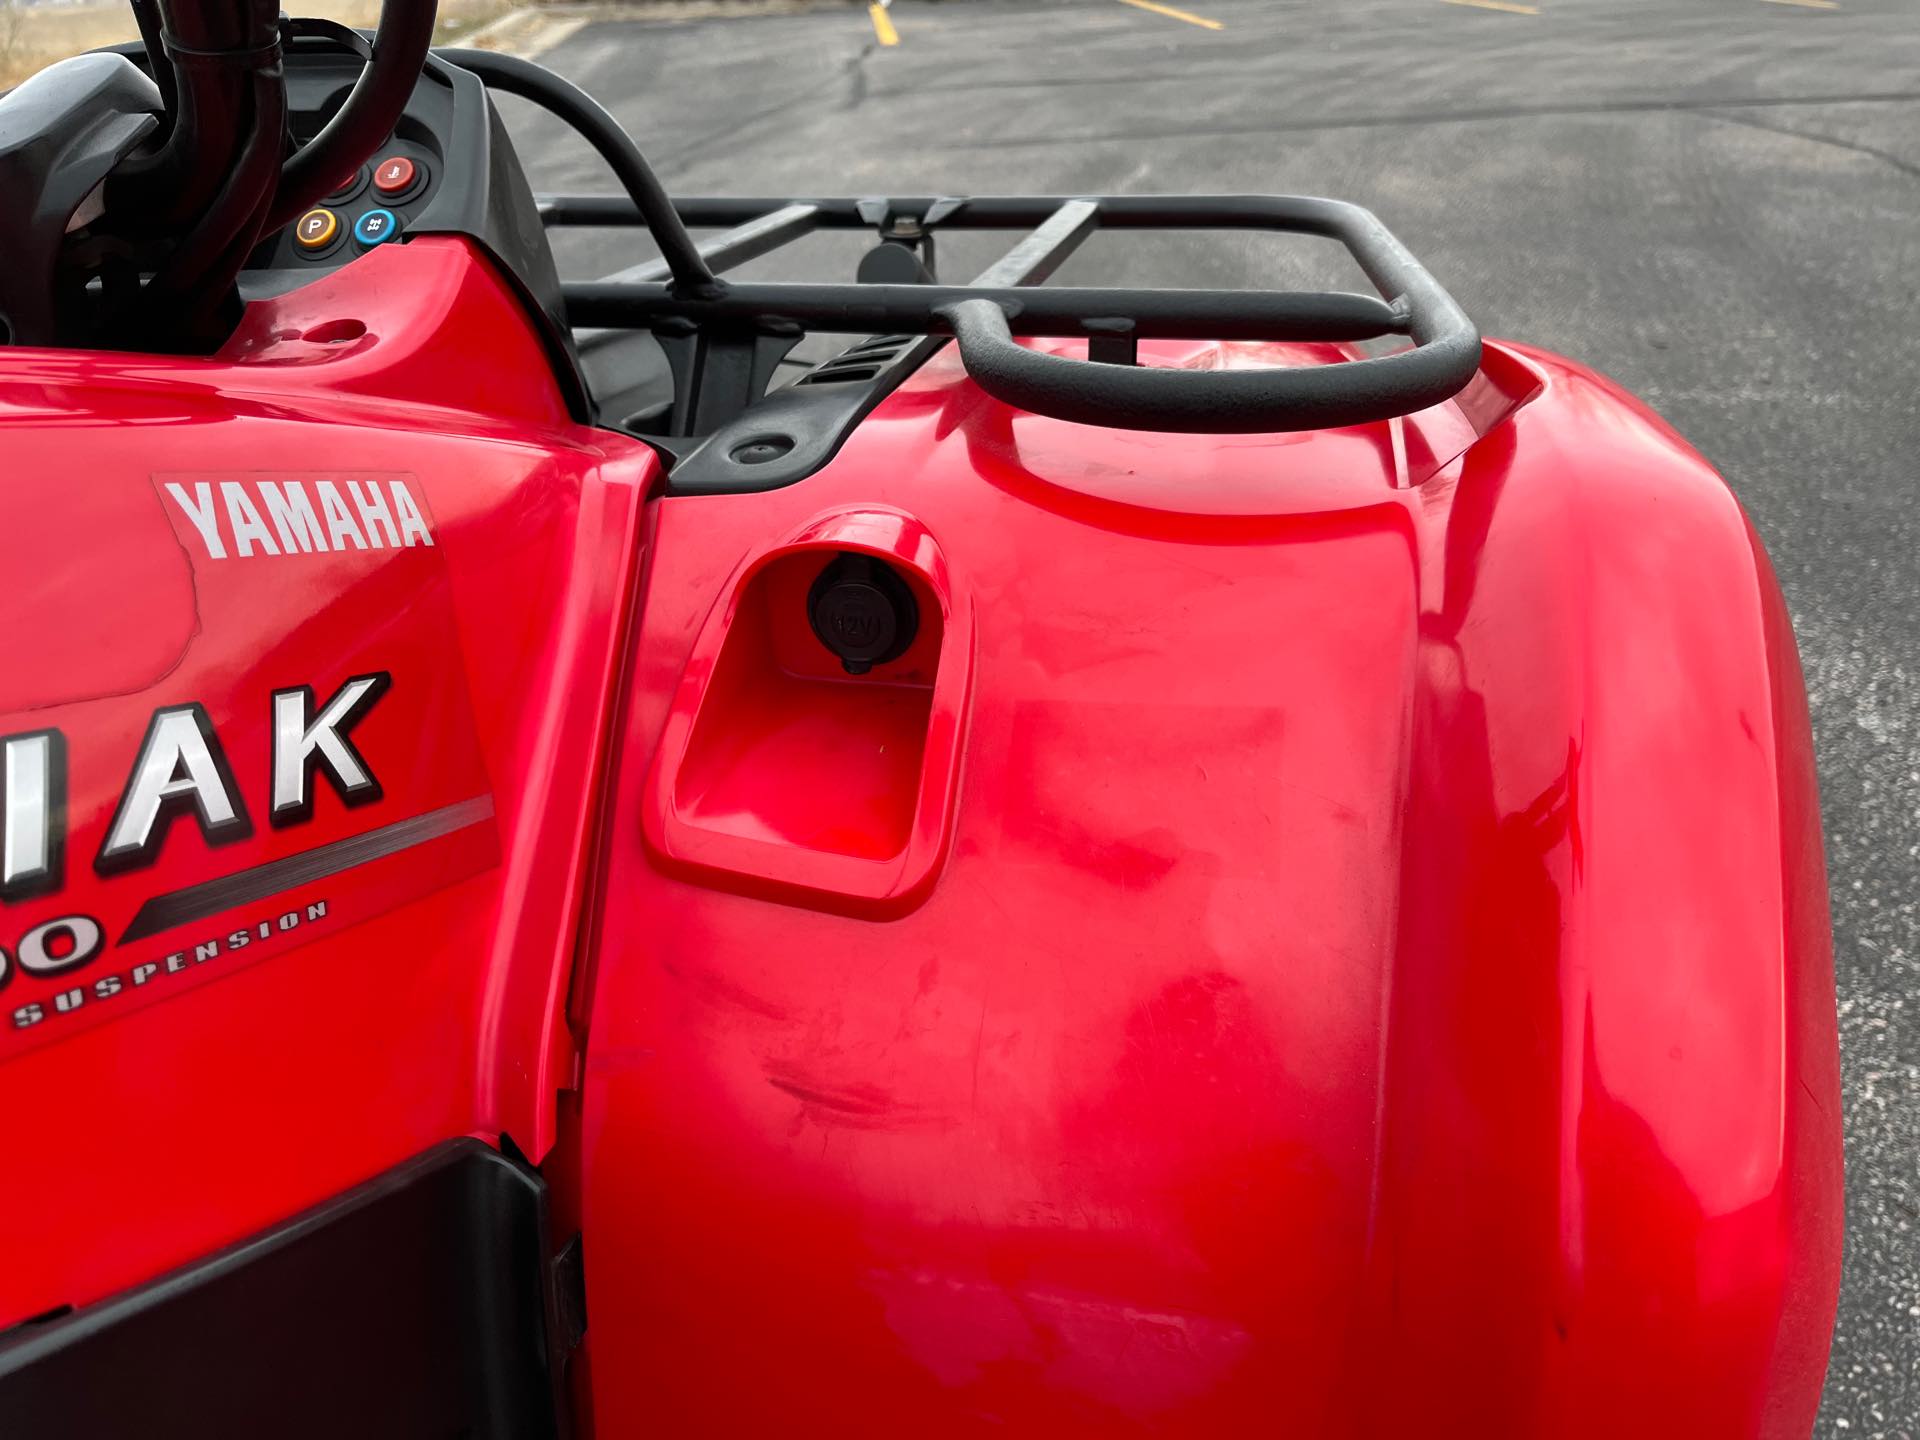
0;1139;572;1439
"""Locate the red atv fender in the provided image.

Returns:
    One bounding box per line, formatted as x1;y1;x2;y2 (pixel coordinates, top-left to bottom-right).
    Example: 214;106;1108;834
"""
0;233;1838;1436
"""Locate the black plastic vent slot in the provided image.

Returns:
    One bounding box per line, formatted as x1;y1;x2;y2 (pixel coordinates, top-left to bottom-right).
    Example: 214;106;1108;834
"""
799;334;915;386
801;361;885;385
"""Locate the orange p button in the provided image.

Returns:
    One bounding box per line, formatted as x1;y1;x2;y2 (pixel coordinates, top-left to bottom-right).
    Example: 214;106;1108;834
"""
294;208;340;251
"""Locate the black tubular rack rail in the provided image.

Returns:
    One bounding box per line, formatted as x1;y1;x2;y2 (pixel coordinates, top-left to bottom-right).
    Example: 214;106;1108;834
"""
445;49;1482;441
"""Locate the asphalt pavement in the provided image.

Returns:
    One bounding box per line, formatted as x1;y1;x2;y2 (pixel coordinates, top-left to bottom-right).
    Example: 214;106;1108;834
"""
493;1;1920;1430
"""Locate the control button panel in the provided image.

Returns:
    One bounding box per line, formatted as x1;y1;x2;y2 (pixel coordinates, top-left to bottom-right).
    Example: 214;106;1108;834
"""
285;139;434;263
353;208;401;248
294;207;341;253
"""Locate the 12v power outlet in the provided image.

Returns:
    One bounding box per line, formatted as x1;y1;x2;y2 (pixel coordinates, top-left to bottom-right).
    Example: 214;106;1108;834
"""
808;553;918;675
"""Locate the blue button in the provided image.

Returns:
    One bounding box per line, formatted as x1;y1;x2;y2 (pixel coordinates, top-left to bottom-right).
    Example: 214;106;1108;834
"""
353;208;400;248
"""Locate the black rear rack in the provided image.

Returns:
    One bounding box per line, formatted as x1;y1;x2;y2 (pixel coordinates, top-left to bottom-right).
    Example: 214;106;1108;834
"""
441;49;1480;483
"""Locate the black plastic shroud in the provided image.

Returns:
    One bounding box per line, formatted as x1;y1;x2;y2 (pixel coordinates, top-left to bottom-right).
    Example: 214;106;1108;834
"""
0;1139;574;1439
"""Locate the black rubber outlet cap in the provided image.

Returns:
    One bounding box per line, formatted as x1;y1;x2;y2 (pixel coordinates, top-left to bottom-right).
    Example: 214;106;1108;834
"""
807;553;918;675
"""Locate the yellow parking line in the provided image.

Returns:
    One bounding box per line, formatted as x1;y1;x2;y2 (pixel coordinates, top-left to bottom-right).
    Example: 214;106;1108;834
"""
870;2;899;44
1116;0;1225;30
1440;0;1540;11
1759;0;1837;8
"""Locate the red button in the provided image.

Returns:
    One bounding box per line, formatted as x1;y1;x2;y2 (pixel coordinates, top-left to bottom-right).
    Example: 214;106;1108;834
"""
372;156;417;194
323;166;366;204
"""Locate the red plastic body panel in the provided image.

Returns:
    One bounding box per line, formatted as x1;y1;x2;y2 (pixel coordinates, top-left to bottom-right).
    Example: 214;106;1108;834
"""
0;239;1838;1438
573;339;1841;1437
0;238;658;1322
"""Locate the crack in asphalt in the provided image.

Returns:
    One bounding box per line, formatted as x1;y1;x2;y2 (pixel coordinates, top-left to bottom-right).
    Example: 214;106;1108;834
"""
865;88;1920;154
878;68;1920;105
641;38;876;178
1696;108;1920;185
